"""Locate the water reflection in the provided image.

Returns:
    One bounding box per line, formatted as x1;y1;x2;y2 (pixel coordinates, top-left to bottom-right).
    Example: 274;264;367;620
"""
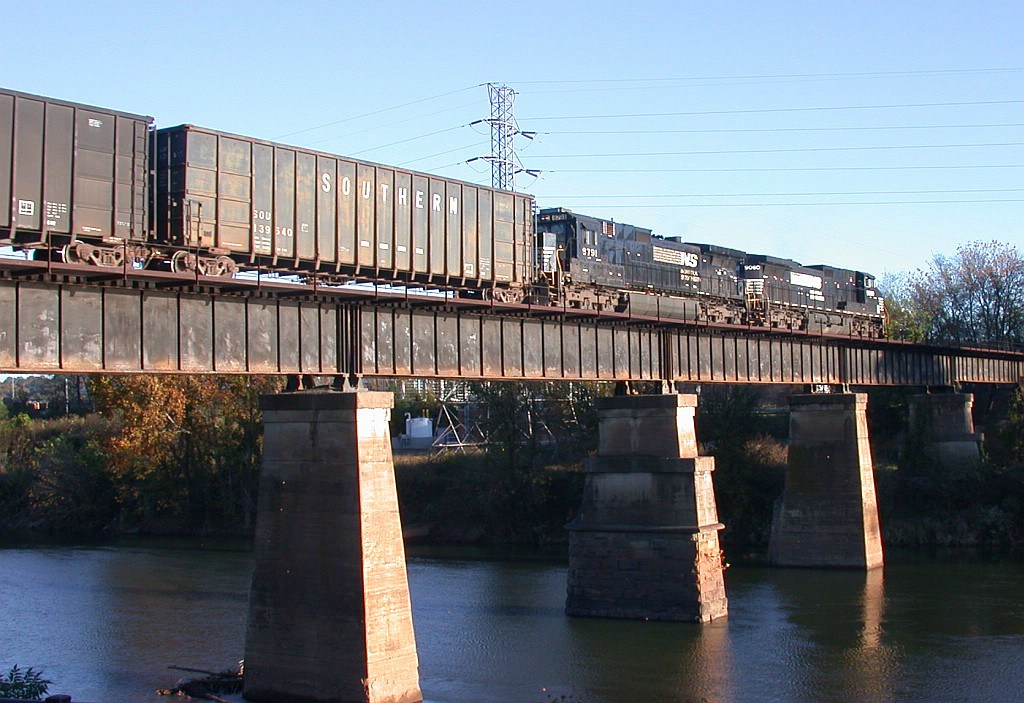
767;567;899;703
2;545;1023;703
566;616;734;703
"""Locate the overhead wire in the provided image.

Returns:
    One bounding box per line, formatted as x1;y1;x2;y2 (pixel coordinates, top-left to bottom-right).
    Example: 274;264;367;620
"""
529;142;1024;158
547;188;1024;199
271;84;483;140
536;122;1024;136
507;67;1024;86
543;164;1024;173
346;125;467;157
305;102;479;148
398;141;489;167
522;100;1024;122
534;199;1024;208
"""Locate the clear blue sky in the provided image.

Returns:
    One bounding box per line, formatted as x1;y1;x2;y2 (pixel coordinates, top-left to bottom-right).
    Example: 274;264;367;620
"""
3;1;1021;278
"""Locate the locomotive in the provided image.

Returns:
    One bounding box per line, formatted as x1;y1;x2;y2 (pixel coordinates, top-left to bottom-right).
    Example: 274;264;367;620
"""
0;86;885;338
533;208;885;337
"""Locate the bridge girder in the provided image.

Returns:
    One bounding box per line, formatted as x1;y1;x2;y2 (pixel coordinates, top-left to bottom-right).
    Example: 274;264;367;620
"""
0;266;1021;386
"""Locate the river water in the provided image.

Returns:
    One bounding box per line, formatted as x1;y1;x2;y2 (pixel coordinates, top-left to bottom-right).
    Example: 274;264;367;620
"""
1;543;1022;703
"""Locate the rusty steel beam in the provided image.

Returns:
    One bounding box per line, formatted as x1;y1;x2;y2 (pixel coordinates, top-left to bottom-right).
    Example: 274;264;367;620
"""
0;272;1021;386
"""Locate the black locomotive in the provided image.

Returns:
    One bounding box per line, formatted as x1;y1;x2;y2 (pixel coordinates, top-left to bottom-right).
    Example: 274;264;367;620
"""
532;208;885;337
1;87;885;338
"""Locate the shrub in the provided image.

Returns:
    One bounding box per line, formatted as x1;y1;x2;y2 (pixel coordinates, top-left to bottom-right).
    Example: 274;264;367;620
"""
0;665;51;700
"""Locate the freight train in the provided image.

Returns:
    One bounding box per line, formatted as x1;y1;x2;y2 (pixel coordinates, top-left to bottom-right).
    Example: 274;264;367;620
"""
0;87;885;338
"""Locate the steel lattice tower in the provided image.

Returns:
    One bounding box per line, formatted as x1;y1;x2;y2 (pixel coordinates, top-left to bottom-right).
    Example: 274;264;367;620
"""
487;83;517;191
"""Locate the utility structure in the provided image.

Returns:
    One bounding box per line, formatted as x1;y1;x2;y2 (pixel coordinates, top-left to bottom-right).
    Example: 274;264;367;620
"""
488;83;517;190
471;83;535;191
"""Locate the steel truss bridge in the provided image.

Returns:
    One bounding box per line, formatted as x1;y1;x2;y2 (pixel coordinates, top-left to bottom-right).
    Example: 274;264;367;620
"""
1;257;1022;387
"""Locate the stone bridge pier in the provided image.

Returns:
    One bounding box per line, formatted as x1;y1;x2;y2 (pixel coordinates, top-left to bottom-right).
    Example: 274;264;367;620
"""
566;393;728;622
244;391;422;703
907;392;983;469
769;393;884;570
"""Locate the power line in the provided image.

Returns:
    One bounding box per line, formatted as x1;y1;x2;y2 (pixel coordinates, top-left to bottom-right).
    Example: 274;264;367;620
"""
538;122;1024;136
530;142;1024;159
548;188;1024;199
508;67;1024;86
346;125;466;157
534;199;1024;208
272;84;482;140
397;141;488;167
523;100;1024;122
545;164;1024;173
305;102;478;147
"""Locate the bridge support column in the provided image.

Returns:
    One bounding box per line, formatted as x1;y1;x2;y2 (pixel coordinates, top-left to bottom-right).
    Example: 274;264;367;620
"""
566;394;728;622
907;393;983;469
770;393;883;569
244;391;422;703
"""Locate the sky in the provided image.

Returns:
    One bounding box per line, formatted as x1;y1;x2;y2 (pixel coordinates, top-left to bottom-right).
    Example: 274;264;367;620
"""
2;0;1022;279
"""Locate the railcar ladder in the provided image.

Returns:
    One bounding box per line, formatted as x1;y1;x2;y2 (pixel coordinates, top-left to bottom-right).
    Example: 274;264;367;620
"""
744;279;768;324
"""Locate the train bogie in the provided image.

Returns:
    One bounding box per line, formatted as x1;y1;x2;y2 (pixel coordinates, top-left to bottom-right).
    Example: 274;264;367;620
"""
152;124;534;286
0;88;151;247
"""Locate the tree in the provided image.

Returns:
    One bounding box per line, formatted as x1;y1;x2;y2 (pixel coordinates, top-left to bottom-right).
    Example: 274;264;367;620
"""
888;241;1024;345
695;385;786;548
88;375;281;531
878;272;931;342
996;384;1024;468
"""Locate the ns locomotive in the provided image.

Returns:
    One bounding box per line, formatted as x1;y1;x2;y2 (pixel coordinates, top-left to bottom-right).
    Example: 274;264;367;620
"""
1;87;885;338
534;208;885;337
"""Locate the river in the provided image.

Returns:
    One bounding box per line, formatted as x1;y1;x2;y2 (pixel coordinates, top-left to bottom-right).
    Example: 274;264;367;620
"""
1;543;1022;703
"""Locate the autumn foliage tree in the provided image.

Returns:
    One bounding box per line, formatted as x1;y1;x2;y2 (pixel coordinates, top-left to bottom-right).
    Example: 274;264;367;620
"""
882;241;1024;346
89;375;281;532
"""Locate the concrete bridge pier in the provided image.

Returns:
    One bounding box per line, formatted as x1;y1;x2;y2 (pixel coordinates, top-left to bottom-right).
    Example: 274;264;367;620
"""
566;393;728;622
244;391;422;703
906;393;983;469
770;393;883;569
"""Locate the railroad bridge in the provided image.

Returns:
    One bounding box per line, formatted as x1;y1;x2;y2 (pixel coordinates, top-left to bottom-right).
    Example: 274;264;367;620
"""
2;257;1022;703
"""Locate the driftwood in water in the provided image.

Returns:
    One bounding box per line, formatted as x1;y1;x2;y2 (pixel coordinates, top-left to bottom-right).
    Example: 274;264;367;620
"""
156;663;242;702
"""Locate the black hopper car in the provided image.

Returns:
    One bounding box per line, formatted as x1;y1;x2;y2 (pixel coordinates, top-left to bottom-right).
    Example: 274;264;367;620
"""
1;87;884;338
533;208;885;337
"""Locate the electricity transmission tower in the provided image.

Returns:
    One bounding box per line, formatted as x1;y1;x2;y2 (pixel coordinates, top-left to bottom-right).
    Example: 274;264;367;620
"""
470;83;536;192
488;83;517;190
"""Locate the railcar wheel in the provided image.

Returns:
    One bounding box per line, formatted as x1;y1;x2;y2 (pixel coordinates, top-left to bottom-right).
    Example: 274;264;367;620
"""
217;256;239;275
62;243;86;265
171;251;196;273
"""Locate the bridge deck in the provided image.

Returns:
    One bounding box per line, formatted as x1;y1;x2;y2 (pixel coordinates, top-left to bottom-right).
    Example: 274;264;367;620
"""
1;259;1021;386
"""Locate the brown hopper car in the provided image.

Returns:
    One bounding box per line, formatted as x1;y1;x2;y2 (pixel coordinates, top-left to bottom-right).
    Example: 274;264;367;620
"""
152;124;534;289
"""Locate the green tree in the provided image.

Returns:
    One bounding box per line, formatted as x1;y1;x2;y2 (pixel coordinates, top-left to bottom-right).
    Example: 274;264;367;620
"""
27;416;118;534
878;272;931;342
696;385;787;549
996;384;1024;467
